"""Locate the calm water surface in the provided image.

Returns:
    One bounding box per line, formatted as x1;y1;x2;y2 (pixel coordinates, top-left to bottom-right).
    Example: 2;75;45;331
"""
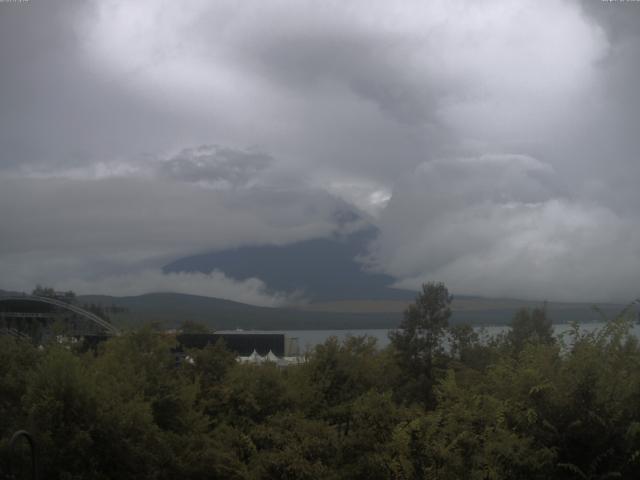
279;323;640;353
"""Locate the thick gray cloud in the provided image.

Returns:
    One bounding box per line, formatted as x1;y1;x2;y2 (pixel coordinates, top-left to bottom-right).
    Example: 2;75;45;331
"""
369;155;640;302
1;0;640;302
159;145;272;187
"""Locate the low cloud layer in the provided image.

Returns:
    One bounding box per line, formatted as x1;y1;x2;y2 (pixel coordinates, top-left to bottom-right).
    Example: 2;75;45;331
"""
1;0;640;302
57;269;298;307
0;169;359;303
3;261;295;307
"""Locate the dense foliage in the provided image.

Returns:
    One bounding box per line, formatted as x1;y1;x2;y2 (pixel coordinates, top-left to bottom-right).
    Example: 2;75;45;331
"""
2;283;640;479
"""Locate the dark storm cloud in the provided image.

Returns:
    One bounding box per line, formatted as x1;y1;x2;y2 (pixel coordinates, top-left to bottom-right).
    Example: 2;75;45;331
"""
1;0;640;302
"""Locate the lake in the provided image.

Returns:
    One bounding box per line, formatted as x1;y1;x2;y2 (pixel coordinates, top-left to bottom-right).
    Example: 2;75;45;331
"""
279;322;640;353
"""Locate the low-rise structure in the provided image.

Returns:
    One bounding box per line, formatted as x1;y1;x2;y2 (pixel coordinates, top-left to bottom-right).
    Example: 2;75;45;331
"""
176;331;303;366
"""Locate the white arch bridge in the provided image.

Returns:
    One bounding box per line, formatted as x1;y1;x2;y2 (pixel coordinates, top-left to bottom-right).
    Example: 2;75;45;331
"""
0;294;119;338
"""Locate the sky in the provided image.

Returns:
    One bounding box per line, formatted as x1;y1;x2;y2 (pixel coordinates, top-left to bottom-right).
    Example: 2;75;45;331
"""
1;0;640;304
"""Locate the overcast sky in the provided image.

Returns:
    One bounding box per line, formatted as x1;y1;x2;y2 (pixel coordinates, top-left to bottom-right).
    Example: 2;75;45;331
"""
1;0;640;304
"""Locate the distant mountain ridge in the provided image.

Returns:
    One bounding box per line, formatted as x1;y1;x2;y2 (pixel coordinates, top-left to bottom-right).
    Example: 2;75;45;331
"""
76;292;402;330
1;288;627;330
75;292;627;331
163;227;414;302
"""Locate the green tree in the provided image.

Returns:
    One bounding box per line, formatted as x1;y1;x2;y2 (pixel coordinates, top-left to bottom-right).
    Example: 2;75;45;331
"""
0;336;39;467
448;324;478;361
249;413;339;480
179;319;211;334
222;364;295;428
31;284;56;298
303;336;384;408
389;282;452;406
508;305;555;353
191;339;238;421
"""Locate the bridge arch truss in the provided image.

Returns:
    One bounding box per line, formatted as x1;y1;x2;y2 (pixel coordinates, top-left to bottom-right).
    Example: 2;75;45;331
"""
0;295;119;337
